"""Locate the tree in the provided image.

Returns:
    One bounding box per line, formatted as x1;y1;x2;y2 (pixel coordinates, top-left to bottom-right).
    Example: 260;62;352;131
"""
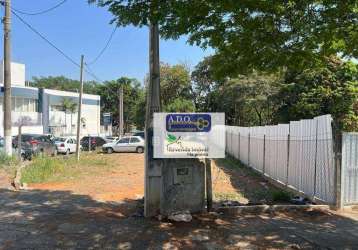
191;57;280;126
160;63;194;111
141;62;196;113
89;0;357;77
30;76;99;94
96;77;144;132
274;57;358;131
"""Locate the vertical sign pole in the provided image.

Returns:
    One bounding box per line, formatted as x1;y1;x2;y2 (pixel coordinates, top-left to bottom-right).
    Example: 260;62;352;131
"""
144;23;162;217
3;0;12;155
76;55;84;161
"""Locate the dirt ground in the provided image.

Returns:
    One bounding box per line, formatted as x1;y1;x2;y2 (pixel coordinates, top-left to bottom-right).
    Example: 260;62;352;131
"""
25;153;283;206
29;153;145;202
1;153;358;249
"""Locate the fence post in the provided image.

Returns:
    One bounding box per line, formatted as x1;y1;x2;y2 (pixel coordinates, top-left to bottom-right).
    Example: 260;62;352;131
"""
313;120;319;198
238;132;240;160
230;130;233;157
248;133;251;167
286;134;290;186
332;122;343;209
263;134;266;174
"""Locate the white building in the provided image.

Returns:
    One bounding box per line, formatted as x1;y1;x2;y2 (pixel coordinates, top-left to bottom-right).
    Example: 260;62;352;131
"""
0;62;101;136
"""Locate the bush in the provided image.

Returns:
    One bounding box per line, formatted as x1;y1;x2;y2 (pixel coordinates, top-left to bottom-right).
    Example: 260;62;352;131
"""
271;190;292;202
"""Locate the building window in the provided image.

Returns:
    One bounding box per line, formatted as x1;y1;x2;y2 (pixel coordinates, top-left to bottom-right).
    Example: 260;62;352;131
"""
9;97;38;112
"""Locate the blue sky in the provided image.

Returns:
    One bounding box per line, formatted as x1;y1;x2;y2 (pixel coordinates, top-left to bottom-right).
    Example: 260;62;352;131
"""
2;0;213;83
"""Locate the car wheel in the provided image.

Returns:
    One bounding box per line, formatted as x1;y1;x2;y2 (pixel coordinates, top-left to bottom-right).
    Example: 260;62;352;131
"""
136;147;144;154
107;147;114;154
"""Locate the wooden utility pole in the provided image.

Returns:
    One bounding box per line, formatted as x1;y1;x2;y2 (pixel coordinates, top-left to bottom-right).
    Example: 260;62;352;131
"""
144;23;162;217
3;0;12;155
76;55;84;161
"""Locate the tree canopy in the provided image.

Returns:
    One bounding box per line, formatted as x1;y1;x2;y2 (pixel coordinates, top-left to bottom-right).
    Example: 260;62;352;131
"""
89;0;357;77
30;76;99;94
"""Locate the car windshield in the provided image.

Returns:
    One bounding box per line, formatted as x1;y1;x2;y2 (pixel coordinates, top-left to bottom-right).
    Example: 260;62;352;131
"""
54;138;66;142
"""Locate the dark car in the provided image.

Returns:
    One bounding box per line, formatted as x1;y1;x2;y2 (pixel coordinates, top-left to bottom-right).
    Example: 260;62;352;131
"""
13;134;57;158
80;136;107;151
133;131;145;139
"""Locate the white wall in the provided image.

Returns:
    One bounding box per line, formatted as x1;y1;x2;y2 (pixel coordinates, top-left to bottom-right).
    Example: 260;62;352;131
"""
0;61;26;86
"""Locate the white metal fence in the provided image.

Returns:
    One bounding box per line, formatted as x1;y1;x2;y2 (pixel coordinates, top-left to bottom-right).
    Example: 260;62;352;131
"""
342;133;358;205
226;115;336;204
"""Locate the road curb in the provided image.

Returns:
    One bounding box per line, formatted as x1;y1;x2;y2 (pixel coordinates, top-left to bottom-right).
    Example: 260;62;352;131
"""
216;204;331;215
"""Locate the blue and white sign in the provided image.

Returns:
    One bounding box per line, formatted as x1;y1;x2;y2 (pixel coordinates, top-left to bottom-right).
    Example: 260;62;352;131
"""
154;113;225;158
166;114;211;132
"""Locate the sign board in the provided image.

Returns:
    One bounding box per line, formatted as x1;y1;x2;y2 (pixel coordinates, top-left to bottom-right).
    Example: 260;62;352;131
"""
153;113;225;158
102;113;112;125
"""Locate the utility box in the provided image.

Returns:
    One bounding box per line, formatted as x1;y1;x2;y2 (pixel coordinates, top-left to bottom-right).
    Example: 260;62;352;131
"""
160;159;206;216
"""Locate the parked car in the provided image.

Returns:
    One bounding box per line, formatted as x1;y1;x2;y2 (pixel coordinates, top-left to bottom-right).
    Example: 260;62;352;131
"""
133;131;145;139
0;137;31;160
102;136;144;154
104;136;118;142
80;136;108;151
13;134;57;157
54;137;80;155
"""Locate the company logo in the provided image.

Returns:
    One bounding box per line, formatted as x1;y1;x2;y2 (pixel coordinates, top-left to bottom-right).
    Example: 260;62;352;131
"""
166;114;211;132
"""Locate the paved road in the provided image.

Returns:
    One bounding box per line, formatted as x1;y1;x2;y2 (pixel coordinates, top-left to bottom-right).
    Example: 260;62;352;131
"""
1;189;358;249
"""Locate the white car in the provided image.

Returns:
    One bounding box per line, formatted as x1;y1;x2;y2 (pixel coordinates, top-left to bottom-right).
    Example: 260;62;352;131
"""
54;137;79;155
102;136;144;154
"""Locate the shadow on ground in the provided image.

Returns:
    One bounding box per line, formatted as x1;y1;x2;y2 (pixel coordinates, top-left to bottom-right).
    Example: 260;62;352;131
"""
1;189;358;249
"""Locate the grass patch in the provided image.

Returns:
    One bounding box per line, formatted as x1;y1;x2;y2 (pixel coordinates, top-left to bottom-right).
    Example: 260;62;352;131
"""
21;153;113;184
0;151;19;177
217;155;261;177
271;190;292;202
214;192;244;202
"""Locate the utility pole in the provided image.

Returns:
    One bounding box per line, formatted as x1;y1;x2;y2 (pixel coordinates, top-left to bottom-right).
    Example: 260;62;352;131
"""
120;86;124;136
144;23;162;217
76;55;84;161
3;0;12;155
117;85;124;137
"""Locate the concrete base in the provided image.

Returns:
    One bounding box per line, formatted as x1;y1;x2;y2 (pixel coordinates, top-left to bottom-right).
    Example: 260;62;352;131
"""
160;159;206;216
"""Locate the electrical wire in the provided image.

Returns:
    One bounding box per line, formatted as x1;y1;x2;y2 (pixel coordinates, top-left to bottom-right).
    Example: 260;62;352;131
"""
86;26;117;65
84;64;103;83
12;0;67;16
11;10;102;82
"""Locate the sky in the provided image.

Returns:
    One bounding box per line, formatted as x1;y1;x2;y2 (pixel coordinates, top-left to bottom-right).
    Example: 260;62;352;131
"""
1;0;213;83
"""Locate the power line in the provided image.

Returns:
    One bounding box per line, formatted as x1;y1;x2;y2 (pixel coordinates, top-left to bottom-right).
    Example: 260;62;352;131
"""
84;64;103;83
11;10;102;82
87;26;117;65
12;0;67;16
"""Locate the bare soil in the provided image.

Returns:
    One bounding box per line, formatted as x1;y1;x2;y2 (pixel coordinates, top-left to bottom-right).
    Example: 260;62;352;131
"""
27;153;282;206
1;153;358;249
29;153;145;202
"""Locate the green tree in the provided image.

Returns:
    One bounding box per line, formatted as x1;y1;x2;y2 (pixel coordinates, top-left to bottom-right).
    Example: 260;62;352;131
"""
191;58;280;126
30;76;99;94
274;57;358;131
89;0;357;77
160;63;194;111
96;77;144;132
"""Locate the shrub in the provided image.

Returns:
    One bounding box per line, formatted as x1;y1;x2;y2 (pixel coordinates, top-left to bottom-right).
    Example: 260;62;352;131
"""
271;190;292;202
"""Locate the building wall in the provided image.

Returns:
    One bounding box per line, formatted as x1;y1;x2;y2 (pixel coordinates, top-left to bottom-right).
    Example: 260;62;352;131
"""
43;89;100;136
0;61;26;86
0;85;100;137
